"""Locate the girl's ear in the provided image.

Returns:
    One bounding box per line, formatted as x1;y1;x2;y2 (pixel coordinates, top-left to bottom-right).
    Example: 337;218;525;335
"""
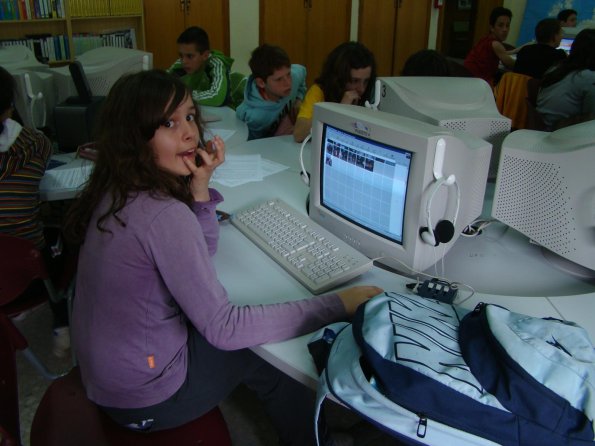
255;77;266;89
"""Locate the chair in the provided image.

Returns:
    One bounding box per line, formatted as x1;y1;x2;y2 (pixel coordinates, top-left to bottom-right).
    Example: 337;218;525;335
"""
229;71;247;110
493;71;532;130
0;234;64;380
30;367;232;446
525;78;547;131
0;312;27;445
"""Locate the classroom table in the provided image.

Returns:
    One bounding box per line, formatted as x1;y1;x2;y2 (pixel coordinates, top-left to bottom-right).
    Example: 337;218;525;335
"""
39;128;595;390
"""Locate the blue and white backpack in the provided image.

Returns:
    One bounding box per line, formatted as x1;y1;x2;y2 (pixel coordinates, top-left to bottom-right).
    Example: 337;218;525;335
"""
310;291;595;446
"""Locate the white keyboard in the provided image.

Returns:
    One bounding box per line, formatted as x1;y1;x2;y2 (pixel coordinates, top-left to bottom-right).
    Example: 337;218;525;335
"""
231;199;373;294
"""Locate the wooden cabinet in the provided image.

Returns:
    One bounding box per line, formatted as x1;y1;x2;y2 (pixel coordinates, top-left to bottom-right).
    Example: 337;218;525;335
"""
358;0;432;76
143;0;229;70
0;0;145;63
259;0;351;86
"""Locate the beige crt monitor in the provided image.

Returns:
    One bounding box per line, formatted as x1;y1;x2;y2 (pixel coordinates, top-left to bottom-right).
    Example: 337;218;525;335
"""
376;76;511;180
308;103;492;273
492;120;595;276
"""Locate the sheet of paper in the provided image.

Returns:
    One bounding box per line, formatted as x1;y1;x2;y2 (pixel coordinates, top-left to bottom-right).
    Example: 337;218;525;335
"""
212;154;262;187
261;158;289;177
206;128;236;142
40;162;93;191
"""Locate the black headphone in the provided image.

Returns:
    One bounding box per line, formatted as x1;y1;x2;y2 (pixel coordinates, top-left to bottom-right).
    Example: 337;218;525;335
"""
419;174;460;247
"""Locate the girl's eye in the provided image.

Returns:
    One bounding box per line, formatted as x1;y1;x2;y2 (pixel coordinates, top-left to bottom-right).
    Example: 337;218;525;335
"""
186;114;195;122
163;120;174;128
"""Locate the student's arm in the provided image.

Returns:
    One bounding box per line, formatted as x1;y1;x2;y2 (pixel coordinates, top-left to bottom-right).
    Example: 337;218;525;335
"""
192;56;230;107
293;84;323;142
293;117;312;143
492;40;516;69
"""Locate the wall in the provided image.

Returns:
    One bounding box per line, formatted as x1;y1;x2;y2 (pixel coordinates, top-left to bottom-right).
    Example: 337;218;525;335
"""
227;0;526;75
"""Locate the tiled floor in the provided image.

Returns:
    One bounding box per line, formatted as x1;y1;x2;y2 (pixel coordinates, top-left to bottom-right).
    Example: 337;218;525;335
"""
14;302;402;446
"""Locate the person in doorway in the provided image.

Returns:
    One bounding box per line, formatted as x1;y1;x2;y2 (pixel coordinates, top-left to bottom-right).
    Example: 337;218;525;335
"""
236;44;307;140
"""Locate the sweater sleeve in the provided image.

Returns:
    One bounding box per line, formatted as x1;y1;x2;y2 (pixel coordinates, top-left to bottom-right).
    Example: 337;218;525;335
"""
192;56;230;107
146;200;347;351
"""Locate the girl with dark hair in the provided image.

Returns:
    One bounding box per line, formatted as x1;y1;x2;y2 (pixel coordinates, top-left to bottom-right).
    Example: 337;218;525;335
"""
537;28;595;129
293;41;377;142
64;69;381;445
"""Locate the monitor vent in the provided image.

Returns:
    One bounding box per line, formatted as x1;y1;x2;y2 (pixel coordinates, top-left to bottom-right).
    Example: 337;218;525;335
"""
442;121;467;132
89;77;111;96
494;154;575;255
490;119;511;135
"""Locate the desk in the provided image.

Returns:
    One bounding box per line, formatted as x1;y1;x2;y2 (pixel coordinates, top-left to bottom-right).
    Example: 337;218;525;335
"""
39;133;595;390
211;135;595;389
39;106;248;202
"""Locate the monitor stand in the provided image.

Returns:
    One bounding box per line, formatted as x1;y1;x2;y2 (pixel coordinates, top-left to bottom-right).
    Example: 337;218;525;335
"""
541;247;595;280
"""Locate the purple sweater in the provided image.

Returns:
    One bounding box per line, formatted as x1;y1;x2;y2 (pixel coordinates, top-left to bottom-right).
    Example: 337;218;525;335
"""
72;189;346;408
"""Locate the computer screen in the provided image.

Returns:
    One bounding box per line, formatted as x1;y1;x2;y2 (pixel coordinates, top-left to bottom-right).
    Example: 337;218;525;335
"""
492;120;595;276
557;37;574;54
376;76;511;179
309;103;492;272
48;46;153;102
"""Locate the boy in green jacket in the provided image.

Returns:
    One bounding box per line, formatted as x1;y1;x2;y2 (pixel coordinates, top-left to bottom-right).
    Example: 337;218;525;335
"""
168;26;234;107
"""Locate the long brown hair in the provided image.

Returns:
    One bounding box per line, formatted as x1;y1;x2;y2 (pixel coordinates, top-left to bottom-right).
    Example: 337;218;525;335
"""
63;69;205;244
315;41;377;105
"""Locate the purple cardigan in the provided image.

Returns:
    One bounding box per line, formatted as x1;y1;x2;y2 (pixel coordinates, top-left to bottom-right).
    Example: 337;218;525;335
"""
72;189;345;408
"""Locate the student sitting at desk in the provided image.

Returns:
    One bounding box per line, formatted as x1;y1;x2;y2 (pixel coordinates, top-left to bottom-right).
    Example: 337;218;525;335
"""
464;7;520;86
558;8;578;28
236;44;307;140
514;18;566;79
0;66;70;358
293;41;377;143
537;28;595;130
167;26;234;107
63;69;381;445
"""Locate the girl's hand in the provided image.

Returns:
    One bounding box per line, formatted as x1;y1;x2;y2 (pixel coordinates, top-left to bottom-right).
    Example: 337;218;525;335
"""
337;285;383;316
183;135;226;201
340;90;360;105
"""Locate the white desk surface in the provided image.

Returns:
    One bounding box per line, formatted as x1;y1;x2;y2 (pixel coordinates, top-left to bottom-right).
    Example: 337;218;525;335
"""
212;135;595;389
39;106;248;202
40;126;595;389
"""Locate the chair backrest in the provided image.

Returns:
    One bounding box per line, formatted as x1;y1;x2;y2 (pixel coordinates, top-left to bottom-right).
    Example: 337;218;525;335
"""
0;235;49;306
30;366;232;446
525;98;548;131
494;71;532;130
526;77;541;107
0;313;28;445
229;71;247;110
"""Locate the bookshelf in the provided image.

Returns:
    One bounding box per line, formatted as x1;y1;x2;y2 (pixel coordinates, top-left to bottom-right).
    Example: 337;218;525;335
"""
0;0;145;64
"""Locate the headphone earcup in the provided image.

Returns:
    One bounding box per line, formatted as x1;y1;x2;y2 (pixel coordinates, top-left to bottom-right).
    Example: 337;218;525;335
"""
434;220;455;244
420;227;437;246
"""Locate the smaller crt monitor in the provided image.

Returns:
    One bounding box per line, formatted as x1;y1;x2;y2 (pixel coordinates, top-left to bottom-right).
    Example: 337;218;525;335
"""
49;46;153;102
492;120;595;275
309;103;492;272
376;76;511;179
0;44;47;71
10;69;57;130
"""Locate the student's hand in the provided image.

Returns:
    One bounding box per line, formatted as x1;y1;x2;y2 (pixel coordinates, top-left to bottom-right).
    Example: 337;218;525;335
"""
340;90;360;105
184;135;226;201
337;285;384;316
